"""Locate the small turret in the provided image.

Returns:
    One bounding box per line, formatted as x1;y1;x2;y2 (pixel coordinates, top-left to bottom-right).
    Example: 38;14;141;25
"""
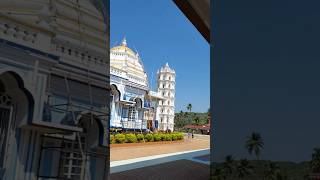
121;37;127;46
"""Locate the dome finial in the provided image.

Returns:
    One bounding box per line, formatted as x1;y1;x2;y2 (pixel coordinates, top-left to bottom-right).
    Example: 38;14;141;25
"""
122;37;127;46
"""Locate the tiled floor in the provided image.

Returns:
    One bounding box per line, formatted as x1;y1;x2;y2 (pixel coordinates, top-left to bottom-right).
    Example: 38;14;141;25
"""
109;159;210;180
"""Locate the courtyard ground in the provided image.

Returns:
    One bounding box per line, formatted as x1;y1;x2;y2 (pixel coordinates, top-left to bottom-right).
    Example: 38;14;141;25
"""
110;134;210;180
110;134;210;161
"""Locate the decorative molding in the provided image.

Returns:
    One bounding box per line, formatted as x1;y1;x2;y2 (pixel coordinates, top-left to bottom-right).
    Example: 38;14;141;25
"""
0;21;38;44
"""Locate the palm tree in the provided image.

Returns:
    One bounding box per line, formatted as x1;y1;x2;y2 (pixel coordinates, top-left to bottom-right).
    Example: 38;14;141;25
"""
236;159;253;179
186;103;192;112
263;161;280;180
222;155;235;178
245;132;264;160
311;148;320;173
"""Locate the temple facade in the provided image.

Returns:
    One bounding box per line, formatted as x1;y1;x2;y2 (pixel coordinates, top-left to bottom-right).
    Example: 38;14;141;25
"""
0;0;109;179
110;39;176;132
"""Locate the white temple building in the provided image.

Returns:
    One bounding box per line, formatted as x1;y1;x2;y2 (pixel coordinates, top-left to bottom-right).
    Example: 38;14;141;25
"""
0;0;109;179
110;38;176;132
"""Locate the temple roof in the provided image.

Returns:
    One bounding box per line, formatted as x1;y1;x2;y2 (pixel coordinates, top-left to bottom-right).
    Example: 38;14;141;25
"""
110;38;148;87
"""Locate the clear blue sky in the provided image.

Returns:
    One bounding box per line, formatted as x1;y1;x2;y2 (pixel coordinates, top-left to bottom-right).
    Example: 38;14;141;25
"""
110;0;210;113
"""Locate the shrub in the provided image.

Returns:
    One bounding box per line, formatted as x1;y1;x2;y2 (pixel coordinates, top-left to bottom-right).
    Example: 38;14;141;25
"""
110;134;115;144
136;133;144;142
153;133;161;141
171;133;178;141
125;133;137;143
115;134;126;144
164;134;172;141
145;133;154;142
176;132;184;140
160;133;166;141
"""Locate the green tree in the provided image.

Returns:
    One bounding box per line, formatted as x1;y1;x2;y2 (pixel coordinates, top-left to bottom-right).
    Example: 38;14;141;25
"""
263;162;280;180
236;159;253;179
222;155;235;178
186;103;192;112
311;148;320;173
194;116;200;125
245;132;264;160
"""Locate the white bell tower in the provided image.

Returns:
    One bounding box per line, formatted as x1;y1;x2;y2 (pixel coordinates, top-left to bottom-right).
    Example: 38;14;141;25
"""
157;63;176;131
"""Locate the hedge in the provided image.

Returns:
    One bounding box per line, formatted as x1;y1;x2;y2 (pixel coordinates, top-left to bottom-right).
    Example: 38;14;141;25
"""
125;133;137;143
115;134;126;144
110;134;115;144
153;134;161;141
164;134;172;141
171;133;178;141
111;132;184;144
145;134;154;142
176;133;184;140
136;134;144;142
160;133;166;141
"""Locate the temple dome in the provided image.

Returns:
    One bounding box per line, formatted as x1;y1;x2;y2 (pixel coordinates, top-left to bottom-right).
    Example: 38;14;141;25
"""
110;38;137;57
110;38;148;87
